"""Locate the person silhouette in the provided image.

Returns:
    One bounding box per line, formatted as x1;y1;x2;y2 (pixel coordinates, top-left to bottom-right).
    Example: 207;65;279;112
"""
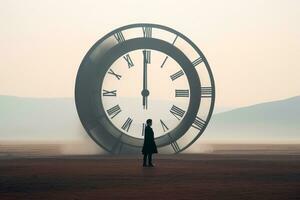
142;119;158;167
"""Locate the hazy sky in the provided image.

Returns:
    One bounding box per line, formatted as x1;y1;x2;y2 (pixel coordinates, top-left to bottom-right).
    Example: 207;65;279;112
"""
0;0;299;109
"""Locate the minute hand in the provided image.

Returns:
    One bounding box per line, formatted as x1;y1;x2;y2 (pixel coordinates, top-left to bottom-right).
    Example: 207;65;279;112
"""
141;50;150;109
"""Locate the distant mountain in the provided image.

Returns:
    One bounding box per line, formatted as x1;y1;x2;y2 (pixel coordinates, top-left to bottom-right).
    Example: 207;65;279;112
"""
0;95;299;147
0;95;84;141
201;96;300;143
0;95;102;154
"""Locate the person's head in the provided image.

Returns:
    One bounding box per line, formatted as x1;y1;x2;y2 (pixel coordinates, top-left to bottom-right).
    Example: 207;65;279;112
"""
146;119;152;126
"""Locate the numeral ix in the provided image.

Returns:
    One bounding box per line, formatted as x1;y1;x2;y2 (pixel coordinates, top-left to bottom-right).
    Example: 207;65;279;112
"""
102;90;117;97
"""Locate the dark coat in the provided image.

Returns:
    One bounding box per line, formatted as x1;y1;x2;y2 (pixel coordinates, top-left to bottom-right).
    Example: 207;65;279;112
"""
142;126;158;154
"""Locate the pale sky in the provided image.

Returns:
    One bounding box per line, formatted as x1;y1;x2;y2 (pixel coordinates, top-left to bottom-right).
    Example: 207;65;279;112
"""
0;0;299;110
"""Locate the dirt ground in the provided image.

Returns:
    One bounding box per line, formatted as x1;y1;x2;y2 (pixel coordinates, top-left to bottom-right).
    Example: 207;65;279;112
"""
1;154;300;200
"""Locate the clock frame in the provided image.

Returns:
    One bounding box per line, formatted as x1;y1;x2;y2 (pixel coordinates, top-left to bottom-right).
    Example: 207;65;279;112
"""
75;23;215;154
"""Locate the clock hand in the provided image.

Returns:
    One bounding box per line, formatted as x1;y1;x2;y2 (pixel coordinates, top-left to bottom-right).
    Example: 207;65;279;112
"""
141;50;149;109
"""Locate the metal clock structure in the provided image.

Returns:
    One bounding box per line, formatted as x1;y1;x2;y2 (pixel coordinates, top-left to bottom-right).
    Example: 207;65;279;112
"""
75;23;215;154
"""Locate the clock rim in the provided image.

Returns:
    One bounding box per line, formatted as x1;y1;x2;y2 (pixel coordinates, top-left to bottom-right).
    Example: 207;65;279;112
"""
74;37;201;152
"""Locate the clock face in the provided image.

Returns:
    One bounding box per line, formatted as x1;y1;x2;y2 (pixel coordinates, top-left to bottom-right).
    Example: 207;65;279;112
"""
75;24;215;154
101;49;190;139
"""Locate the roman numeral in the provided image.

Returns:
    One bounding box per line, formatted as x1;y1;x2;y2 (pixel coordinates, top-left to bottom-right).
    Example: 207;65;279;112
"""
160;56;168;68
121;117;133;132
175;89;189;97
160;35;177;68
102;90;117;96
108;69;121;80
142;123;145;136
192;57;203;66
170;70;184;81
123;54;134;68
192;116;206;130
201;87;213;98
170;105;185;120
143;50;151;64
172;35;178;45
107;105;121;119
160;119;169;132
114;31;125;43
142;27;152;38
171;141;180;153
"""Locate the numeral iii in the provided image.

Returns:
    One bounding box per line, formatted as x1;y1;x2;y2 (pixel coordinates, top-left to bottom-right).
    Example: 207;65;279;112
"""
175;90;189;97
201;87;212;98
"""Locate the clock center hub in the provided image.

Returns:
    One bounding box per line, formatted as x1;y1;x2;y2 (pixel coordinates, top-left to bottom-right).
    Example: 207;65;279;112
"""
141;89;150;97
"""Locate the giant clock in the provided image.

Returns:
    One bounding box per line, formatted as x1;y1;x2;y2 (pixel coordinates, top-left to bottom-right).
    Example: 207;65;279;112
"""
75;23;215;154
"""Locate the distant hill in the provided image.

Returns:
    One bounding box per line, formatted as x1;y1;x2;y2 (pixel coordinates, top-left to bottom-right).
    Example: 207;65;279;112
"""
0;95;102;154
0;95;84;141
201;96;300;144
0;95;299;147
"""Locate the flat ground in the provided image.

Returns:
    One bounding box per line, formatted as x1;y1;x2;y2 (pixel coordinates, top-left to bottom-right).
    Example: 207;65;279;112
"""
1;154;300;200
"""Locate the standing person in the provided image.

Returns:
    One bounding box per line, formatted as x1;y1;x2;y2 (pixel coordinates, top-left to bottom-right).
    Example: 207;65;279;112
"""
142;119;158;167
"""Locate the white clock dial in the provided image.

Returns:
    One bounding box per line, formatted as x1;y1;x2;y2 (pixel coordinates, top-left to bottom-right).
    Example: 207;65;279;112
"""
101;49;190;139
